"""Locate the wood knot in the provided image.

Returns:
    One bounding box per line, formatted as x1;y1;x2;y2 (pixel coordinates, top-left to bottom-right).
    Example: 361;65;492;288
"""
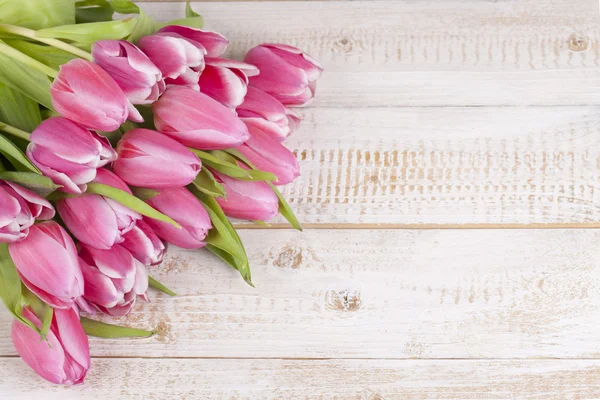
273;245;303;269
324;289;362;312
333;37;354;53
568;34;588;52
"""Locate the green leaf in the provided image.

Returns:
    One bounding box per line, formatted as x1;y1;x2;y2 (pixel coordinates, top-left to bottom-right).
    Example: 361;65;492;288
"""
130;186;159;201
21;286;53;339
154;3;203;30
186;2;201;18
5;39;77;70
75;0;114;23
192;167;226;198
148;276;176;297
0;82;41;133
36;18;138;43
0;52;53;110
225;148;302;231
110;0;139;14
86;183;181;228
127;9;155;44
80;317;153;338
0;0;76;30
0;134;40;174
0;171;60;197
190;149;277;182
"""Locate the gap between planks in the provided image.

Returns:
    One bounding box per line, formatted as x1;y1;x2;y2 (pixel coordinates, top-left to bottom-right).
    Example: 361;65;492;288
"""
234;223;600;230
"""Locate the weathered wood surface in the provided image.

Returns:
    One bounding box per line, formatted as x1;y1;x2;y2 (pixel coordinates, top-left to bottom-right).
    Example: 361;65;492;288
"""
2;358;600;399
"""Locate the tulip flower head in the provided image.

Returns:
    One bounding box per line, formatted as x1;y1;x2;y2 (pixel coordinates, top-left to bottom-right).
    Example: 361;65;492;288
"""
199;58;259;109
121;219;166;266
157;25;229;57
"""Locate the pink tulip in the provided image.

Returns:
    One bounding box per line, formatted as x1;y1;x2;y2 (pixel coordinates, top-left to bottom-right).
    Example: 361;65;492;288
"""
27;117;117;194
245;44;323;106
214;169;279;221
145;187;211;249
153;86;249;150
9;221;84;309
51;59;140;131
238;122;300;185
157;25;229;57
113;128;201;188
237;86;301;141
78;244;149;316
56;169;141;250
12;306;90;385
138;32;206;91
0;181;54;243
121;219;166;266
199;58;259;109
92;40;166;105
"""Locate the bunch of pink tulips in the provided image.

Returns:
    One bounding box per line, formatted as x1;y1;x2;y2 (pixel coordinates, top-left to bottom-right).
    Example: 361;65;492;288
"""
0;3;321;385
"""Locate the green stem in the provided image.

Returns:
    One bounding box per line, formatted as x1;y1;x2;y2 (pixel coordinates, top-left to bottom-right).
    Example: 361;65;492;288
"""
0;122;31;141
0;41;57;78
0;24;93;61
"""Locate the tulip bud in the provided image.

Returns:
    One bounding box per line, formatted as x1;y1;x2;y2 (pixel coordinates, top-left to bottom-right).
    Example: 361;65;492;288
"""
145;187;212;249
56;169;141;250
12;306;90;385
92;40;166;105
138;32;206;91
245;44;323;106
237;86;301;141
51;59;139;131
153;86;249;150
238;122;300;185
113;128;201;188
26;117;117;194
9;221;84;309
78;244;149;316
121;219;166;266
157;25;229;57
199;58;259;109
213;169;279;221
0;180;54;243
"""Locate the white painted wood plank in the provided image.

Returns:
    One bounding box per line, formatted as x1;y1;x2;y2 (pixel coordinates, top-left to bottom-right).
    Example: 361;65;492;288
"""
139;1;600;106
262;106;600;225
1;358;599;399
1;229;599;359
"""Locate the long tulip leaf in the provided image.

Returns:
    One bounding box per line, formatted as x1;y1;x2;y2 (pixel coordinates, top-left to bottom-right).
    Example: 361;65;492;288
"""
0;0;75;30
76;0;115;23
127;9;155;44
36;18;137;43
110;0;139;14
148;276;176;297
190;148;277;182
81;317;153;338
86;183;181;228
0;134;40;174
5;40;77;70
192;167;226;198
0;52;53;110
0;171;60;197
0;82;41;132
21;286;53;339
225;148;302;231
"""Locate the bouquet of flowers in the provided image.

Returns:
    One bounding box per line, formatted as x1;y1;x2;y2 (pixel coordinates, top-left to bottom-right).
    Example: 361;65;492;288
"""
0;0;322;384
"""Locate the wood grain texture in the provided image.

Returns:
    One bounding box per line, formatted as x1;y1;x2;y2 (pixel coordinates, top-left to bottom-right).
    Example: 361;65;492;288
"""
2;229;599;359
139;1;600;106
1;358;599;399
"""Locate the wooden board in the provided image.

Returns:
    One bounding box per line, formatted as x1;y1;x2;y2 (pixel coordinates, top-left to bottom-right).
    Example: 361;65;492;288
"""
1;229;599;359
1;358;599;399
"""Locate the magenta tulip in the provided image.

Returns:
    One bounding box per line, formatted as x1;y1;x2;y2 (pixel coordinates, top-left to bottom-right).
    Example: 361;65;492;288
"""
153;86;249;150
0;181;54;243
199;58;259;109
113;128;201;188
157;25;229;57
56;169;141;250
12;306;90;385
121;219;166;266
27;117;117;194
245;43;323;106
138;32;205;91
51;59;139;131
213;170;279;221
92;40;165;105
9;221;84;309
78;244;149;316
237;86;301;141
145;187;211;249
238;122;300;185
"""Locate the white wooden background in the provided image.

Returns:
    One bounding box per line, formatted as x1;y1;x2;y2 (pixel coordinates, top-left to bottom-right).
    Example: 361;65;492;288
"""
2;0;600;398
